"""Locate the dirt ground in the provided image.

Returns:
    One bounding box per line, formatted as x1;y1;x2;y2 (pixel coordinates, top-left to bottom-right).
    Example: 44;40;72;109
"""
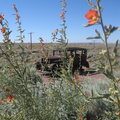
36;71;108;87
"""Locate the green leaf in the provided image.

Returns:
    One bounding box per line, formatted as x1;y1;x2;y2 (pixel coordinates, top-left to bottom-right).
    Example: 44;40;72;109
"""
95;29;101;37
105;25;120;35
87;36;101;39
86;68;97;72
113;40;119;56
83;24;93;27
90;94;111;99
91;89;94;97
110;26;120;34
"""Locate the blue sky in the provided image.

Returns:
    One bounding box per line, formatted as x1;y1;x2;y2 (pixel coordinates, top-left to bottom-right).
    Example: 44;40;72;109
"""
0;0;120;43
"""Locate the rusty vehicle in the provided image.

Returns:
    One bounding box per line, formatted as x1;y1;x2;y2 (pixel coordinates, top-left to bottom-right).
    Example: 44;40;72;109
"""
35;47;89;75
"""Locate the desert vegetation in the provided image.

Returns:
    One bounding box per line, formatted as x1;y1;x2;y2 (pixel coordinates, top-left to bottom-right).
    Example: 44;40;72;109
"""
0;0;120;120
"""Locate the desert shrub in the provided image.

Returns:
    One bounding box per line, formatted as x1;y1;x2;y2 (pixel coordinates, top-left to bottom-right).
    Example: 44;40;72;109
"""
0;0;120;120
84;0;120;119
0;1;88;120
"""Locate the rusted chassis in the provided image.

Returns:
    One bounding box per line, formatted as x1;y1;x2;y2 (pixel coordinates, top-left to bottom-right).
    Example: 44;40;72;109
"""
35;47;90;75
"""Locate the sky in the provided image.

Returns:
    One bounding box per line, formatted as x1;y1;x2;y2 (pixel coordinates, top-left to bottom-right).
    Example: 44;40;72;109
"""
0;0;120;43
